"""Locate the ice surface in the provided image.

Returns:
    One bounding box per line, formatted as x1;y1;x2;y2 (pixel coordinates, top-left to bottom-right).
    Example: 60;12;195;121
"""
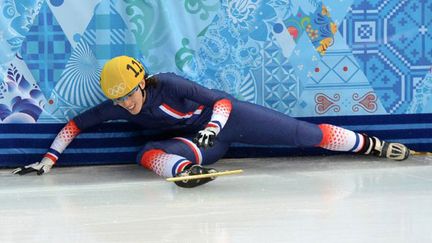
1;155;432;243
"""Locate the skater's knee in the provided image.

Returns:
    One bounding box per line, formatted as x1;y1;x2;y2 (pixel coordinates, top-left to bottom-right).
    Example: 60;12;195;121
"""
138;149;165;169
136;141;165;164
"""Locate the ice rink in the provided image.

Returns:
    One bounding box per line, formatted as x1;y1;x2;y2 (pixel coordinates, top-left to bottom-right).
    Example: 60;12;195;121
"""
2;154;432;243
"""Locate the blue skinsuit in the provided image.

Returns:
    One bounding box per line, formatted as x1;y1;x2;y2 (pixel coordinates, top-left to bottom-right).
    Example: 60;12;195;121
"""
73;73;323;165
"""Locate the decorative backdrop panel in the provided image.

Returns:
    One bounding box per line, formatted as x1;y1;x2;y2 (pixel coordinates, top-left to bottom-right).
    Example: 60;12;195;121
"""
0;0;431;166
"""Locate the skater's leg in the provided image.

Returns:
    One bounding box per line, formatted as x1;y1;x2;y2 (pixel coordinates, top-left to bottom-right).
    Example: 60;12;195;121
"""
137;136;230;187
220;100;323;146
318;124;409;160
221;101;409;160
138;148;192;178
137;136;230;167
317;124;364;152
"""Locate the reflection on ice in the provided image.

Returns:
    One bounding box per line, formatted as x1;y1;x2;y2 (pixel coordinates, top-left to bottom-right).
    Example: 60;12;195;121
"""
1;155;432;242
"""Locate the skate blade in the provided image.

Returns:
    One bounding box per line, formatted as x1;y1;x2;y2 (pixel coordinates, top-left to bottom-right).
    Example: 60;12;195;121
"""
166;169;243;182
410;150;432;156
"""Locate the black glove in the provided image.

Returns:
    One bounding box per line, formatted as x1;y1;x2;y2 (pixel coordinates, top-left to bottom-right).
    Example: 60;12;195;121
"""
12;158;54;175
193;127;218;148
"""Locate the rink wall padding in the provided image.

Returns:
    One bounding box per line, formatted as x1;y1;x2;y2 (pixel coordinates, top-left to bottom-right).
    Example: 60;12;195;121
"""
2;113;432;168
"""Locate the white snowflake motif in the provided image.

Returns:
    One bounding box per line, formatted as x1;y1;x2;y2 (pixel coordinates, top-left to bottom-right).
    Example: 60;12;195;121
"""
227;0;257;25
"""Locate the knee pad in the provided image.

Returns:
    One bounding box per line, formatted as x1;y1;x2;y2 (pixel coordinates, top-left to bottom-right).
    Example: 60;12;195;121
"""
139;149;165;169
136;141;164;164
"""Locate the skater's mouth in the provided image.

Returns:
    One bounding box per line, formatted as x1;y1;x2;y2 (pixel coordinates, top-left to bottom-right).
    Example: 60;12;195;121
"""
127;104;135;111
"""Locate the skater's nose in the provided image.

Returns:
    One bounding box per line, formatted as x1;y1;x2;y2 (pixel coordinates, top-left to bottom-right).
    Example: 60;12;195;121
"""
118;97;134;109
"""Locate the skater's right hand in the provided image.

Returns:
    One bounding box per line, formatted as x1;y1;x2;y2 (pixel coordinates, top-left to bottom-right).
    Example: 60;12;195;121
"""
12;157;55;175
193;127;218;148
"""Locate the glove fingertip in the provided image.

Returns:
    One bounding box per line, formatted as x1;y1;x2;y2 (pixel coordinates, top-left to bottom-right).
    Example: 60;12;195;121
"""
12;169;25;175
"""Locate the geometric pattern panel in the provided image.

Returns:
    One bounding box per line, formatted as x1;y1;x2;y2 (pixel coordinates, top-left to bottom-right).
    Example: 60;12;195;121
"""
340;0;432;114
46;41;103;121
20;2;71;99
310;55;360;84
45;0;139;120
262;40;299;114
1;0;431;124
82;0;138;62
297;43;386;116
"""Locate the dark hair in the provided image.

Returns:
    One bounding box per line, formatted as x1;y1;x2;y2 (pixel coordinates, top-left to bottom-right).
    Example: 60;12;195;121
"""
145;75;158;88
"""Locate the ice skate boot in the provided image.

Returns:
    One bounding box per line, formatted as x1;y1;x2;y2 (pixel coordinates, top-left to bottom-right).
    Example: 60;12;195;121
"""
174;164;218;188
364;135;410;161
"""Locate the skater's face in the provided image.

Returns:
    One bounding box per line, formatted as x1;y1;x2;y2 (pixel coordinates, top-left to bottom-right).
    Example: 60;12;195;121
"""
114;80;146;115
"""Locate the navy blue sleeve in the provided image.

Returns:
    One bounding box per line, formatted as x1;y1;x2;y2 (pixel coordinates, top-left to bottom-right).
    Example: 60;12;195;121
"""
156;73;234;107
73;100;129;130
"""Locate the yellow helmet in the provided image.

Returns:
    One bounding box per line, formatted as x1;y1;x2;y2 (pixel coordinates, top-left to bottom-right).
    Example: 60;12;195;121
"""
100;56;145;99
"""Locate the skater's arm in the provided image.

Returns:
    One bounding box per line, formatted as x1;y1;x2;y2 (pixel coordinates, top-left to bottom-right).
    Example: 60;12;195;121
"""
192;97;232;148
157;73;233;147
168;75;233;134
13;101;127;175
202;98;232;135
43;119;81;165
47;101;126;164
160;72;233;129
12;119;81;175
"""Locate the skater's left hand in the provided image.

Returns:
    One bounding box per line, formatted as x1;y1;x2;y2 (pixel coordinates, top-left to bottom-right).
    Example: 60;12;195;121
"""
12;157;55;175
193;127;218;148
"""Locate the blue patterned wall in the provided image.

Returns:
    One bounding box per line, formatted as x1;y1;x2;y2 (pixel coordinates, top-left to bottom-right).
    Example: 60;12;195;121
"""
0;0;431;166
